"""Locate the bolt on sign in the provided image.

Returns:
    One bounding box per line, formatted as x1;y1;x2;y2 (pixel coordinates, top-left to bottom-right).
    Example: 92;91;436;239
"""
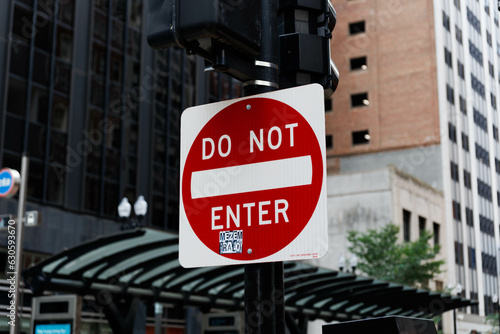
179;84;328;268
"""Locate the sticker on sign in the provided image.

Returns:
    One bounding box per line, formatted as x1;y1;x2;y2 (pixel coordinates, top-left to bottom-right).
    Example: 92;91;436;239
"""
179;84;328;267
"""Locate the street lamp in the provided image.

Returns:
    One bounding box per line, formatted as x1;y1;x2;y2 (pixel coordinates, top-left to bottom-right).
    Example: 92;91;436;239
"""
118;195;148;230
338;254;346;272
350;254;358;274
338;254;358;273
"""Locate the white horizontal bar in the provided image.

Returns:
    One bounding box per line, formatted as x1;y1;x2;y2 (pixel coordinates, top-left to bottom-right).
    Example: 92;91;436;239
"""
190;156;312;199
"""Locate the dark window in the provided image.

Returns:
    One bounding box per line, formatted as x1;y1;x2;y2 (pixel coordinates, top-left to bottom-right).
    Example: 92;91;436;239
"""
464;170;472;189
419;216;426;237
473;109;488;132
468;247;476;269
450;161;459;182
13;5;33;43
455;25;463;44
6;78;27;116
459;96;467;114
471;74;485;99
467;7;481;34
452;200;461;221
493;125;499;141
326;134;333;149
448;122;457;142
433;223;440;246
403;209;411;242
445;48;453;67
446;84;455;105
352;130;370;145
455;241;464;265
469;40;483;66
458;60;465;79
349;21;365;35
465;207;473;226
475;143;490;166
350;56;367;71
462;132;469;152
351;92;369;107
477;178;493;202
442;11;450;31
10;42;29;78
479;215;494;236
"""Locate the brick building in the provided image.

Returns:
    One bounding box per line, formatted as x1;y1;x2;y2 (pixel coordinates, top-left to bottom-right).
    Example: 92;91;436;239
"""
327;0;500;332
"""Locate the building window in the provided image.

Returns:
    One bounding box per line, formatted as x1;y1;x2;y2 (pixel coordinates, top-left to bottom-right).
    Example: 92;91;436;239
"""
442;11;450;31
469;40;483;66
465;207;473;226
403;209;411;242
446;84;455;105
455;25;463;44
350;92;369;107
468;247;476;269
467;7;481;34
444;48;453;68
464;170;472;189
448;122;457;142
459;95;467;114
419;216;426;237
473;109;488;132
349;21;365;35
450;161;459;182
326;134;333;149
477;178;493;202
461;132;469;152
433;223;440;246
352;130;370;145
457;60;465;79
455;241;464;265
479;215;494;236
452;200;461;221
350;56;367;71
475;143;490;166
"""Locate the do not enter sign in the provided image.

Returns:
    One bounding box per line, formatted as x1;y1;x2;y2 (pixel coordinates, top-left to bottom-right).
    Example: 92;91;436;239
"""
179;84;328;267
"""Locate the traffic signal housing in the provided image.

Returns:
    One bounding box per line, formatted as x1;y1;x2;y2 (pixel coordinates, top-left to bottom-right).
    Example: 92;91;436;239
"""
147;0;261;66
278;0;339;97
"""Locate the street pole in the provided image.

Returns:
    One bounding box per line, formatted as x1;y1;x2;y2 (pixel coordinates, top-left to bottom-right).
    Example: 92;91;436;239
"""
453;308;457;334
10;154;29;334
243;1;284;334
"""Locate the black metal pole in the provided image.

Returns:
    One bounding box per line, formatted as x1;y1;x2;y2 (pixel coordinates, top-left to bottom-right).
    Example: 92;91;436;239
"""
243;1;284;334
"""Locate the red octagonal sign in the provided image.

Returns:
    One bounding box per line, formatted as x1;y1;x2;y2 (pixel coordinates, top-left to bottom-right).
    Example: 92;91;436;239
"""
179;84;328;267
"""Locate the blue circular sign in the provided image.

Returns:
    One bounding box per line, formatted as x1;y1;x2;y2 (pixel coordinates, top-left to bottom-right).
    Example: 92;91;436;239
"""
0;168;20;198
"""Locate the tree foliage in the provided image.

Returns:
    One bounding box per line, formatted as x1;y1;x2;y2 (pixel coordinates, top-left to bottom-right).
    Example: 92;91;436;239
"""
347;224;444;288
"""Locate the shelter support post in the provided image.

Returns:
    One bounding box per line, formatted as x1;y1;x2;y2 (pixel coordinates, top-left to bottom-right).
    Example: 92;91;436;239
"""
100;295;146;334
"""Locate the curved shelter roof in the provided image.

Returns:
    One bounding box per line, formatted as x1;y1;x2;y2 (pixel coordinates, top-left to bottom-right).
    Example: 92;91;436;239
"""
24;228;475;322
